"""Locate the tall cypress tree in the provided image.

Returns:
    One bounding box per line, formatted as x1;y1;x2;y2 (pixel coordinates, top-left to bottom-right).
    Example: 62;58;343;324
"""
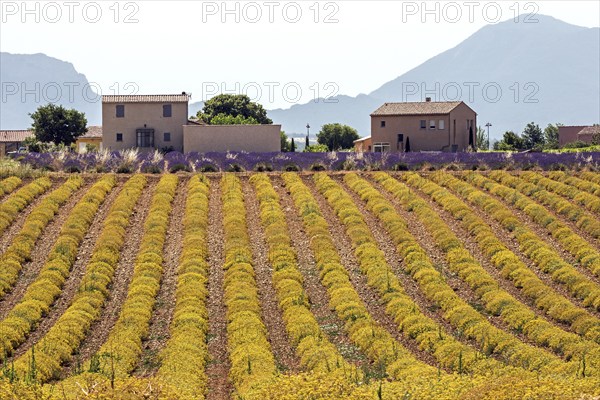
290;138;296;152
405;137;411;152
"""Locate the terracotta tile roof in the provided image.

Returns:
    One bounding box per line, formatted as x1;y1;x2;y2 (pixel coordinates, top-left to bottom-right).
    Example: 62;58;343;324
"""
0;130;34;143
187;119;207;125
79;126;103;138
371;101;463;116
578;126;600;136
102;94;191;103
354;136;371;143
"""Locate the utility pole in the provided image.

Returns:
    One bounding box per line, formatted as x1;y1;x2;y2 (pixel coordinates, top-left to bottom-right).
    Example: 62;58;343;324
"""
485;122;492;150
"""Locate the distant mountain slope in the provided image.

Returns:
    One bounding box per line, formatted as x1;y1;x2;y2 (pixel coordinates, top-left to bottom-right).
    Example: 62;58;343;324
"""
271;15;600;138
2;15;598;138
0;52;100;130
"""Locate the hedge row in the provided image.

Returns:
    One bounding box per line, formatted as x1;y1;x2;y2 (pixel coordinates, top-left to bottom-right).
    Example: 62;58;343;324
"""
0;177;22;197
13;175;148;383
282;172;439;380
158;175;210;399
90;174;178;378
0;175;116;361
221;174;276;396
489;171;600;240
340;173;561;376
250;174;357;377
459;172;600;311
0;177;83;299
392;172;599;374
0;177;52;236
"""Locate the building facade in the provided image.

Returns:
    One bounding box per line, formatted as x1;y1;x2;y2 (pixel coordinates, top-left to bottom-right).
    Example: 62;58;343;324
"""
183;124;281;153
559;125;600;147
369;100;477;152
76;126;103;153
0;130;34;156
102;94;190;152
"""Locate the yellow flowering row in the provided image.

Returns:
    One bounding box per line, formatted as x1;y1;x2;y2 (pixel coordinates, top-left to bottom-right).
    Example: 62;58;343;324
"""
520;171;600;216
0;177;52;236
90;174;179;378
389;172;600;372
425;172;600;343
459;172;600;311
0;175;116;361
157;175;210;399
339;173;560;375
496;172;600;279
0;176;83;300
0;176;22;197
221;174;276;395
489;171;600;239
549;171;600;197
249;174;356;375
282;172;439;380
12;175;148;383
579;171;600;186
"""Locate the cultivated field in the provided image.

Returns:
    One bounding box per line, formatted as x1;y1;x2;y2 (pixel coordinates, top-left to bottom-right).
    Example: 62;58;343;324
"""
2;171;600;399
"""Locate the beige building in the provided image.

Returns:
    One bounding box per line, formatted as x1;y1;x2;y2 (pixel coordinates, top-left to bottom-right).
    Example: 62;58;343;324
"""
102;94;190;152
369;99;477;152
76;126;103;153
102;93;281;153
353;136;372;152
0;130;34;157
184;124;281;152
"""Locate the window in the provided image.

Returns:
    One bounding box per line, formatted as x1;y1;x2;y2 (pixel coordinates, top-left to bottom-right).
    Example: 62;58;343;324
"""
420;120;426;129
116;105;125;118
136;129;154;148
439;120;445;130
116;133;123;142
373;142;390;153
163;104;172;118
164;132;171;142
430;120;436;129
381;120;386;128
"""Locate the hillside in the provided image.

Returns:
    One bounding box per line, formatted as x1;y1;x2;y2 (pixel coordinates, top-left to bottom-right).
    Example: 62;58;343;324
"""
271;15;600;138
0;52;100;130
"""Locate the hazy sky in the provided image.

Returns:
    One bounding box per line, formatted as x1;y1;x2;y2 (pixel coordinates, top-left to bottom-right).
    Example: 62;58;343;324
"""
2;0;599;108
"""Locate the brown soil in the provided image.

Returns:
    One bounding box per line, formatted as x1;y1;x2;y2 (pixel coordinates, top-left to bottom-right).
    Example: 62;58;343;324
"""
59;178;159;372
0;178;63;254
301;175;440;368
240;177;301;374
205;177;233;400
272;177;370;369
10;179;124;360
134;177;189;377
0;178;93;319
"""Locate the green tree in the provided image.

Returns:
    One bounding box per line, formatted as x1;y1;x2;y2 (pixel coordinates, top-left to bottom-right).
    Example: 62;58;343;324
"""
210;113;259;125
544;123;561;149
198;94;272;124
290;138;296;152
493;131;524;151
304;144;329;153
280;131;290;152
316;123;359;151
521;122;545;150
30;104;87;146
405;136;411;152
476;126;488;150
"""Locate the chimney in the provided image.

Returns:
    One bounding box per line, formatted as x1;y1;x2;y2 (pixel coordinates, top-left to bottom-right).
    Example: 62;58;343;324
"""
425;97;431;102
